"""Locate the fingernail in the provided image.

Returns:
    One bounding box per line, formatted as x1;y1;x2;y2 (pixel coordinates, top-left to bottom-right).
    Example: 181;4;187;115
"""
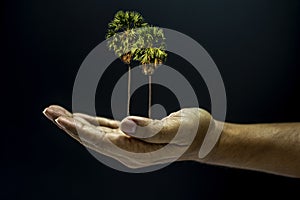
43;108;52;119
55;118;66;129
120;119;137;135
42;108;48;116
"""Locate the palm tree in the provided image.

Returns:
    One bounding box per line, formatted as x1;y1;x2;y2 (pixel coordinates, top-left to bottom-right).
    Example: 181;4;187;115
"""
134;26;167;118
106;11;148;116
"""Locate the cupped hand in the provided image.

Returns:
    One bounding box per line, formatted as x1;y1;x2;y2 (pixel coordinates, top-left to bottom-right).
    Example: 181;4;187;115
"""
43;105;214;168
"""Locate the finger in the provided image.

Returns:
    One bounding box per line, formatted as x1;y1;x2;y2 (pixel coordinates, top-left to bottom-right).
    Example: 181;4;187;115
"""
54;117;82;143
55;116;113;148
55;116;108;144
120;115;181;144
56;116;164;154
43;105;72;122
73;113;120;128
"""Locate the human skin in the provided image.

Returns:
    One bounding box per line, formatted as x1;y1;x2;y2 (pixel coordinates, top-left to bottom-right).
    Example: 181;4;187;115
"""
43;105;300;178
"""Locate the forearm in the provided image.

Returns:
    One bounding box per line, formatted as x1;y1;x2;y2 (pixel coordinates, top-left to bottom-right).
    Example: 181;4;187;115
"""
202;121;300;178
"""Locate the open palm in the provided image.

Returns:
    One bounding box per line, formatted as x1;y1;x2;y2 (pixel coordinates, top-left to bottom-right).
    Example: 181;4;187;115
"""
43;105;213;168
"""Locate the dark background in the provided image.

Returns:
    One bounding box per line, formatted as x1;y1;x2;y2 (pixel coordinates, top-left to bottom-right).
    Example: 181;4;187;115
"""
2;0;300;199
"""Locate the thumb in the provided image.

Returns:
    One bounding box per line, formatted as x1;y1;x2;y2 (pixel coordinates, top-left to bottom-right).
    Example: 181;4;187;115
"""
120;116;179;144
120;116;163;138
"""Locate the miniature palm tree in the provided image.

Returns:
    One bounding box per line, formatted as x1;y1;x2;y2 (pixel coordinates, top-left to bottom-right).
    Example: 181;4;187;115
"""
106;11;148;116
134;26;167;118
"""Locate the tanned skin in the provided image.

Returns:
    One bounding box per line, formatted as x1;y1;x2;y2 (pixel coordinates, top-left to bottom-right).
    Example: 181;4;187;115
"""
43;105;300;178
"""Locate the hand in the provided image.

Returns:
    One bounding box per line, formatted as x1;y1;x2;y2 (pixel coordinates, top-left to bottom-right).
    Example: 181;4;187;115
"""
43;105;214;168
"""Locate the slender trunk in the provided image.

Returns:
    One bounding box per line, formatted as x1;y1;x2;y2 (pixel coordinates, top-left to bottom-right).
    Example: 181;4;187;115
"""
127;64;131;116
148;75;152;118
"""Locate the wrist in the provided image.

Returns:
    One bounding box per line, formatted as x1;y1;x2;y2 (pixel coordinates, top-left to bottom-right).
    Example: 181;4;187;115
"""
180;110;221;163
196;120;234;164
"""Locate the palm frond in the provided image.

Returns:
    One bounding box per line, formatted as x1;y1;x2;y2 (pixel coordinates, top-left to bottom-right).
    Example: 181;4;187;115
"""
106;10;149;64
133;26;167;75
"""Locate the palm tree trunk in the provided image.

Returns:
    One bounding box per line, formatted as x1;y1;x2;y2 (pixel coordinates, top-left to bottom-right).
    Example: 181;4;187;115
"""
148;75;152;118
127;64;131;116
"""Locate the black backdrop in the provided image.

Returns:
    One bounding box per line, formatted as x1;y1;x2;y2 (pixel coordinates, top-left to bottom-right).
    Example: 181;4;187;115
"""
2;0;300;199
